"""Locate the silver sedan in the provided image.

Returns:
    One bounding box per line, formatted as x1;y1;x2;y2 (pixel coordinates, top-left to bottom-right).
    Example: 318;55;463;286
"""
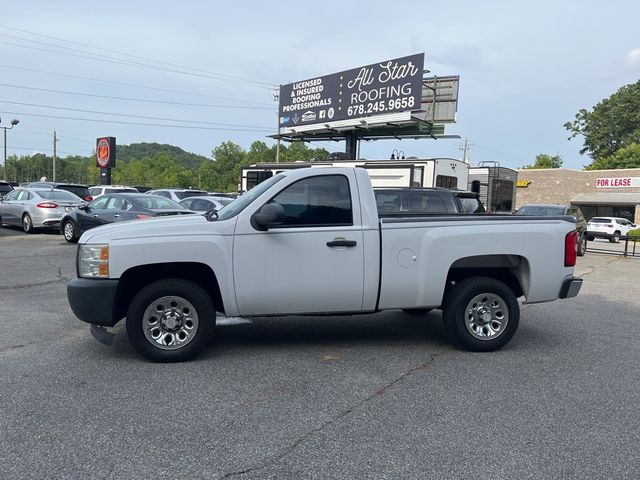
0;188;86;233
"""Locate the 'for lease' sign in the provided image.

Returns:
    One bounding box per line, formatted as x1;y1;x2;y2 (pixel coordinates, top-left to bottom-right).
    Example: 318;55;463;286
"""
596;177;640;188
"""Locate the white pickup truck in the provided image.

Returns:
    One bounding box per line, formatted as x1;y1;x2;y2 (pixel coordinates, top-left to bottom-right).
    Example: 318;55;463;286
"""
67;167;582;362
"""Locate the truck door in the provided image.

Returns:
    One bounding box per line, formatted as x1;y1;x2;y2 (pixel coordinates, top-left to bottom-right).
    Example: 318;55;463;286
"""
233;172;365;315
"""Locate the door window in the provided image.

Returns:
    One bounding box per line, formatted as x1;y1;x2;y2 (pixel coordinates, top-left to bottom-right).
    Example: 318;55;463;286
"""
89;196;110;209
269;175;352;227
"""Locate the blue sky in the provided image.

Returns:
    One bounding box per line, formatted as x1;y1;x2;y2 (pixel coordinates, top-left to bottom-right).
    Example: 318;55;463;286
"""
1;0;639;170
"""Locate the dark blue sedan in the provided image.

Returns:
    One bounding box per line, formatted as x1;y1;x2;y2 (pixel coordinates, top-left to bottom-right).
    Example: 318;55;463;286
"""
60;193;193;243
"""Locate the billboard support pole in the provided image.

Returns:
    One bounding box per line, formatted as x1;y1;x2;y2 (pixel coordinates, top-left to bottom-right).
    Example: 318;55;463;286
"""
345;132;357;160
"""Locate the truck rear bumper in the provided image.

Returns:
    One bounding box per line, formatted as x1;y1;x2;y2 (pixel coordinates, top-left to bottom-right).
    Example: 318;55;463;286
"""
67;277;120;326
559;276;583;299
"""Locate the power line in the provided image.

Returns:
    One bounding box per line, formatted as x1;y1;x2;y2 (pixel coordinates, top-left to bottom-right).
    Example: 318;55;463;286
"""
0;24;274;88
0;64;273;106
2;110;274;132
0;100;273;128
0;39;271;89
0;83;273;109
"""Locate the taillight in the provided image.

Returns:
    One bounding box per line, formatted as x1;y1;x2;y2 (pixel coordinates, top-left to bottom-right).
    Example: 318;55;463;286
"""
84;195;93;201
565;230;578;267
136;214;152;219
37;202;58;209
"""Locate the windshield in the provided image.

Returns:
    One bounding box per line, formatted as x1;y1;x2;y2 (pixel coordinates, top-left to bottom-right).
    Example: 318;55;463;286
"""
176;191;208;200
36;190;82;201
516;205;565;216
217;174;285;221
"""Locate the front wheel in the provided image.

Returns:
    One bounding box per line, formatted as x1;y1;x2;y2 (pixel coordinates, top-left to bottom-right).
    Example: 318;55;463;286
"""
577;234;587;257
63;220;78;243
609;232;621;243
126;278;216;362
443;277;519;352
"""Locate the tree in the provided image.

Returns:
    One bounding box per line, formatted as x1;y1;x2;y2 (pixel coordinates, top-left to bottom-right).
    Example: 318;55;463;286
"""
585;143;640;170
565;80;640;165
521;154;563;169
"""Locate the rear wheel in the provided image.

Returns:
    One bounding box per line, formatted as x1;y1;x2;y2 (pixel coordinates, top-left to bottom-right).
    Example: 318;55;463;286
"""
126;278;216;362
22;214;34;233
443;276;519;352
577;234;587;256
63;220;78;243
610;231;621;243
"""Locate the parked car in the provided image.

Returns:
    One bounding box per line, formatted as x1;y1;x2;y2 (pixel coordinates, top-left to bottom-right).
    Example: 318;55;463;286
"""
0;181;13;198
515;204;588;256
586;217;637;243
60;193;194;243
0;188;86;233
179;195;234;214
24;182;93;202
89;185;139;197
146;188;209;202
374;188;486;216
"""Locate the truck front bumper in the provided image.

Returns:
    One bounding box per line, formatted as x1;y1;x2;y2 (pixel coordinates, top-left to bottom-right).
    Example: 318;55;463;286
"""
559;276;583;299
67;277;121;327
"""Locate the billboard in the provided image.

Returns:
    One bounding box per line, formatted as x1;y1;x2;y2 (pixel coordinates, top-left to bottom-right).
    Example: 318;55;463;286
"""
279;53;424;128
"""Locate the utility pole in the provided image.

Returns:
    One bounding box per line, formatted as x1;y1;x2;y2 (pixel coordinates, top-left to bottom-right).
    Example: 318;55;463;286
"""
460;139;471;163
53;130;59;181
274;88;280;163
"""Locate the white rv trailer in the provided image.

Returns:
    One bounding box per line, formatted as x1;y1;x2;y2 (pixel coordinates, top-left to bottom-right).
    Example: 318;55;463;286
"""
240;158;469;193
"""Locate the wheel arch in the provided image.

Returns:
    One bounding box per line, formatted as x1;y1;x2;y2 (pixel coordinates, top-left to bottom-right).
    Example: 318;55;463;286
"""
445;254;529;300
114;262;225;321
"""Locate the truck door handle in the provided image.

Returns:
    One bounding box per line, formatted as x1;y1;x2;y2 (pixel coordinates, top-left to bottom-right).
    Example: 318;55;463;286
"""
326;239;357;247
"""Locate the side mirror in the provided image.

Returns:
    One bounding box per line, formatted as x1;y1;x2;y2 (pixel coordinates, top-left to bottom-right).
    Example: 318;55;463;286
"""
78;204;88;211
251;203;285;231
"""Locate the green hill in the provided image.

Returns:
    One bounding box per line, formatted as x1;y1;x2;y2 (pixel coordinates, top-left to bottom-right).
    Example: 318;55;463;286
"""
115;143;211;170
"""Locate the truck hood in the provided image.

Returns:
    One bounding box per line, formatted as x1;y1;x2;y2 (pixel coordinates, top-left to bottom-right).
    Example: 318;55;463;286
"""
79;214;231;244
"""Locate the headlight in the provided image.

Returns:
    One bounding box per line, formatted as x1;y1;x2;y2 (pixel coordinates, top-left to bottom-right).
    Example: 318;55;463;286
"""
78;244;109;278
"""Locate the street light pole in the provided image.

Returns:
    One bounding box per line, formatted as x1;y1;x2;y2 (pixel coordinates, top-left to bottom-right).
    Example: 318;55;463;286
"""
1;117;20;183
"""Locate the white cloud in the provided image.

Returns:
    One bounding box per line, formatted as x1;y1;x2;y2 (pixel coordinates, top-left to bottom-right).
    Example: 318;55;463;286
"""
625;49;640;68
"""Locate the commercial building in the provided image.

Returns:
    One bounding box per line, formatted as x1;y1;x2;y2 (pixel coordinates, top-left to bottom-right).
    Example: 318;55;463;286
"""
515;167;640;223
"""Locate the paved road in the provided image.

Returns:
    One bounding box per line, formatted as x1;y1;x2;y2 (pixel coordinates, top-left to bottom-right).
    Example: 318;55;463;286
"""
1;233;639;479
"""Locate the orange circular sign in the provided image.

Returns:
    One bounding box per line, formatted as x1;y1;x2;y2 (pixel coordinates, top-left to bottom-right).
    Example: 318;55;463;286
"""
97;139;110;168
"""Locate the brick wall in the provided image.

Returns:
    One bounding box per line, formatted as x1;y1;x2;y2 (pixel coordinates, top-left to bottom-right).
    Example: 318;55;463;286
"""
515;168;640;223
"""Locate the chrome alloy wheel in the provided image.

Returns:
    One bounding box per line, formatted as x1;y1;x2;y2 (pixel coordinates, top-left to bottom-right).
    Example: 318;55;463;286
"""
464;292;509;340
142;296;199;350
63;222;75;241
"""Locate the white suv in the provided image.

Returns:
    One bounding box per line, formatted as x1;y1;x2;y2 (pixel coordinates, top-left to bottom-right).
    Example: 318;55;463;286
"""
587;217;637;243
89;185;139;198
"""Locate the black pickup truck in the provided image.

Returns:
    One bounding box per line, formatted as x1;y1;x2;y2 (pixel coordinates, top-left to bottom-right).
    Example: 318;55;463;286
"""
374;187;486;216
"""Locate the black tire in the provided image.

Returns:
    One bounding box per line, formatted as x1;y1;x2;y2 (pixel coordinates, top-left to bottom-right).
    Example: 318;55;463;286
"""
577;234;587;257
442;276;519;352
22;213;34;233
587;235;595;241
62;220;79;243
126;278;216;362
402;308;433;315
610;231;621;243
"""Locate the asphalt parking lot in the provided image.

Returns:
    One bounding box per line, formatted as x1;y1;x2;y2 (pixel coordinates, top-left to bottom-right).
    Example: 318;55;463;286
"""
1;228;639;479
